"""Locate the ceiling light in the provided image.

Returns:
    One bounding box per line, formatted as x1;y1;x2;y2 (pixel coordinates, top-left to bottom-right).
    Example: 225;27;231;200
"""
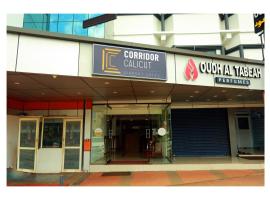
150;90;155;94
213;95;218;98
206;99;211;101
237;94;242;97
113;91;118;94
228;98;233;101
194;90;200;94
190;95;194;98
52;75;57;79
77;92;81;95
185;99;190;102
14;82;20;85
104;81;110;85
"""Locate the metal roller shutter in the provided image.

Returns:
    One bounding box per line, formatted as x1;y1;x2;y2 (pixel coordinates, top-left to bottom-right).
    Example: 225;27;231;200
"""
172;108;230;156
251;109;264;149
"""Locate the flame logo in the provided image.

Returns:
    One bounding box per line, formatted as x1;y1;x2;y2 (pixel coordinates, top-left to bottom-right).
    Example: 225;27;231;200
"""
185;59;198;81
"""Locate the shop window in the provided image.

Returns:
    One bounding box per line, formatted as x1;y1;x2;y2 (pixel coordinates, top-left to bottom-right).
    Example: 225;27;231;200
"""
237;118;249;130
42;119;63;148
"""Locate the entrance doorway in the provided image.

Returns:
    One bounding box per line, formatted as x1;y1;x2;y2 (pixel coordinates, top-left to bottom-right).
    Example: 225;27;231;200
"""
106;115;161;164
17;117;83;173
91;104;172;165
235;113;254;154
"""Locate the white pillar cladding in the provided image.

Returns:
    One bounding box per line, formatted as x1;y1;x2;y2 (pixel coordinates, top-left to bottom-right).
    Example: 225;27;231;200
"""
227;108;238;157
83;109;91;171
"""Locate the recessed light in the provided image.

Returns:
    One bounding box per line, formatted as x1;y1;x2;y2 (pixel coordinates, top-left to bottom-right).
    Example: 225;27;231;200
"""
194;90;200;94
52;75;57;79
206;99;211;101
113;91;118;94
14;82;20;85
190;95;194;98
237;94;242;97
228;98;233;101
104;81;110;85
213;95;218;98
150;90;155;94
221;89;227;93
185;99;190;102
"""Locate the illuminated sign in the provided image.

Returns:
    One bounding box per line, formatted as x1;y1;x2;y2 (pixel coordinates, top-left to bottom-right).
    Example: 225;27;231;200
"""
93;44;167;80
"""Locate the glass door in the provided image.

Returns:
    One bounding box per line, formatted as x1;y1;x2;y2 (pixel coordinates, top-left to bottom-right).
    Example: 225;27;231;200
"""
104;115;113;163
164;104;173;162
62;119;82;172
17;118;39;172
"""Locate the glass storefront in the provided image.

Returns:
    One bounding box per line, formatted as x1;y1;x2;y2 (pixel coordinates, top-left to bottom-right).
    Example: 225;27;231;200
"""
23;14;105;38
90;104;172;164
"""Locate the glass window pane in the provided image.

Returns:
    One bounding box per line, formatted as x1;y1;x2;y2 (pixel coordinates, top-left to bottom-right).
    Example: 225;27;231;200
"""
20;121;36;147
19;149;35;169
58;22;73;34
59;14;74;21
238;118;250;129
65;121;81;147
42;119;63;148
49;22;58;32
73;22;87;36
24;14;44;23
64;149;80;169
23;22;43;31
74;14;89;21
49;14;59;22
88;24;104;38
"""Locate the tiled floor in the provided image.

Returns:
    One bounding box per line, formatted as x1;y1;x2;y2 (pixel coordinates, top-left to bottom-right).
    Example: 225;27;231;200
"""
79;169;264;186
7;169;264;186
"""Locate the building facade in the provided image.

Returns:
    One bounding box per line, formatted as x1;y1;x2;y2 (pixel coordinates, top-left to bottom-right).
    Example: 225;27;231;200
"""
7;14;264;173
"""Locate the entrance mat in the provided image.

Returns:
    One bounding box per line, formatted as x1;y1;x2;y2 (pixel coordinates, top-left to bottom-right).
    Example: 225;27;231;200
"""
102;172;131;176
109;160;149;164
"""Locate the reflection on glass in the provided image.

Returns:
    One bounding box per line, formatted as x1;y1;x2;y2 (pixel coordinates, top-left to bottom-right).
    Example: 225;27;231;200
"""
91;105;107;164
88;24;105;38
74;14;89;21
59;14;74;21
42;119;63;148
58;22;73;34
73;22;87;36
20;121;36;147
23;14;105;38
65;121;81;147
19;149;35;169
64;149;80;169
49;14;59;22
49;22;58;32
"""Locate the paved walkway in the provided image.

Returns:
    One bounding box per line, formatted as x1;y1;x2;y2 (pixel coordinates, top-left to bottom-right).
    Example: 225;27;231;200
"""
7;169;264;186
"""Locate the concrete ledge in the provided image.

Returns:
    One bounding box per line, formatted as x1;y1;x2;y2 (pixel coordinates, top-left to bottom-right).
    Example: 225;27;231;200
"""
89;163;264;172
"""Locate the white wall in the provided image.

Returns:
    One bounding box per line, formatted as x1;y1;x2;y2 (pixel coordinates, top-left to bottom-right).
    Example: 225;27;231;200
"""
7;14;24;28
244;49;264;60
107;15;161;45
171;14;222;46
7;115;19;168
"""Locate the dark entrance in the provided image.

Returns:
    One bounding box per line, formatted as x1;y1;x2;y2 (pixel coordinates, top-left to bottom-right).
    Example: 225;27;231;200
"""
105;115;160;164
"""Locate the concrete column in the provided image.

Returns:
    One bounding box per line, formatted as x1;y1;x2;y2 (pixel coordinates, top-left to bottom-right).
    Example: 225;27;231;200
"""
83;109;91;171
227;109;238;157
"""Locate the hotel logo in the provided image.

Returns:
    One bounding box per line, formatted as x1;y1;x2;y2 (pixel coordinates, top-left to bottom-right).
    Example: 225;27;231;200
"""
102;48;121;74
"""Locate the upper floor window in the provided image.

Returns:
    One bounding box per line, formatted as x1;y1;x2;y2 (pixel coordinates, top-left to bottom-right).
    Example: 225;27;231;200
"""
23;14;104;38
